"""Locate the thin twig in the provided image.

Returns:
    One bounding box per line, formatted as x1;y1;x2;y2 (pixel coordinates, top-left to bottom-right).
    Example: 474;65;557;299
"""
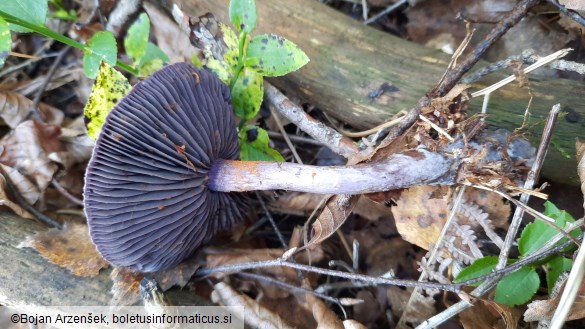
51;178;83;206
255;191;288;250
237;271;347;312
30;46;71;121
364;0;407;25
264;82;360;159
549;0;585;27
417;104;562;329
433;0;540;97
0;166;62;229
267;131;324;146
197;258;464;293
549;139;585;329
398;186;466;327
270;108;303;164
471;49;571;98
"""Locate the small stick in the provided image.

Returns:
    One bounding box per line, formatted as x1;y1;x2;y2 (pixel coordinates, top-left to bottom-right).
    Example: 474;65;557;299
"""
51;178;83;206
255;191;288;250
417;104;562;329
364;0;407;25
267;131;324;146
196;258;464;293
264;82;360;159
418;114;454;142
237;271;348;316
269;108;303;164
548;0;585;27
30;46;71;121
434;0;541;96
0;166;62;229
471;49;571;98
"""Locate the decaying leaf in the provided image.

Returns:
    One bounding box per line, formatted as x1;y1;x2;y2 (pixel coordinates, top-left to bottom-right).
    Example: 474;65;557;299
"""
391;186;450;250
188;13;238;83
306;293;344;329
0;171;34;219
212;282;295;329
524;276;585;322
0;91;64;128
460;299;521;329
274;191;393;222
18;223;108;277
306;194;360;249
110;258;200;305
0;120;63;203
391;185;508;263
387;287;436;326
83;62;131;140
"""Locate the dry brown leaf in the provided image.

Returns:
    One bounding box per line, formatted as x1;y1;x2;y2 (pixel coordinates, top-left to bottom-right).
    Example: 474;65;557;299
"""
464;188;510;229
305;293;344;329
0;171;34;219
0;120;63;202
110;258;200;305
212;282;295;329
258;294;317;329
0;91;64;128
0;164;41;205
276;191;392;222
110;267;145;306
524;277;585;322
143;2;200;64
388;287;435;327
460;299;521;329
353;290;382;325
391;186;449;250
289;226;325;264
306;194;360;249
18;223;108;277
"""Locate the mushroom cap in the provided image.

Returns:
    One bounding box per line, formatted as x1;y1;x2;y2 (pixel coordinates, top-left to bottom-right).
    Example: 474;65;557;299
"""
84;63;247;272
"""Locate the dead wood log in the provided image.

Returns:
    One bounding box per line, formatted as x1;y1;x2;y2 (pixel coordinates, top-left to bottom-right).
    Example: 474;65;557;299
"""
170;0;585;185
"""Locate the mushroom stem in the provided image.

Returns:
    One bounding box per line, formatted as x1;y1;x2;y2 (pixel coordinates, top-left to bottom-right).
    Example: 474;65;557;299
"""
208;148;459;194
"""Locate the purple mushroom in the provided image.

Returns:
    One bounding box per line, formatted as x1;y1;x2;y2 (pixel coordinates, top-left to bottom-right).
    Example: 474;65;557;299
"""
84;63;458;272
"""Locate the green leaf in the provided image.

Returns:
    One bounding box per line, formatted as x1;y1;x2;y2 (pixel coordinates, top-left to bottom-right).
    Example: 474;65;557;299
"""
83;31;117;79
0;0;47;33
124;13;149;65
231;67;263;120
494;266;540;306
136;42;168;77
453;256;498;285
518;201;578;256
245;34;309;77
205;23;239;83
545;256;572;295
84;62;131;140
0;17;10;68
239;126;284;161
229;0;257;33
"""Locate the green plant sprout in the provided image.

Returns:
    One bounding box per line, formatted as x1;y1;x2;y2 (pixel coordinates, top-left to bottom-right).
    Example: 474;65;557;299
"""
48;0;77;21
0;0;141;77
199;0;310;161
454;201;581;306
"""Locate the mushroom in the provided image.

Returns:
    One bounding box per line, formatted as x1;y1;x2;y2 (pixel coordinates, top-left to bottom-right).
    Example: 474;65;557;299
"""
84;63;459;272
